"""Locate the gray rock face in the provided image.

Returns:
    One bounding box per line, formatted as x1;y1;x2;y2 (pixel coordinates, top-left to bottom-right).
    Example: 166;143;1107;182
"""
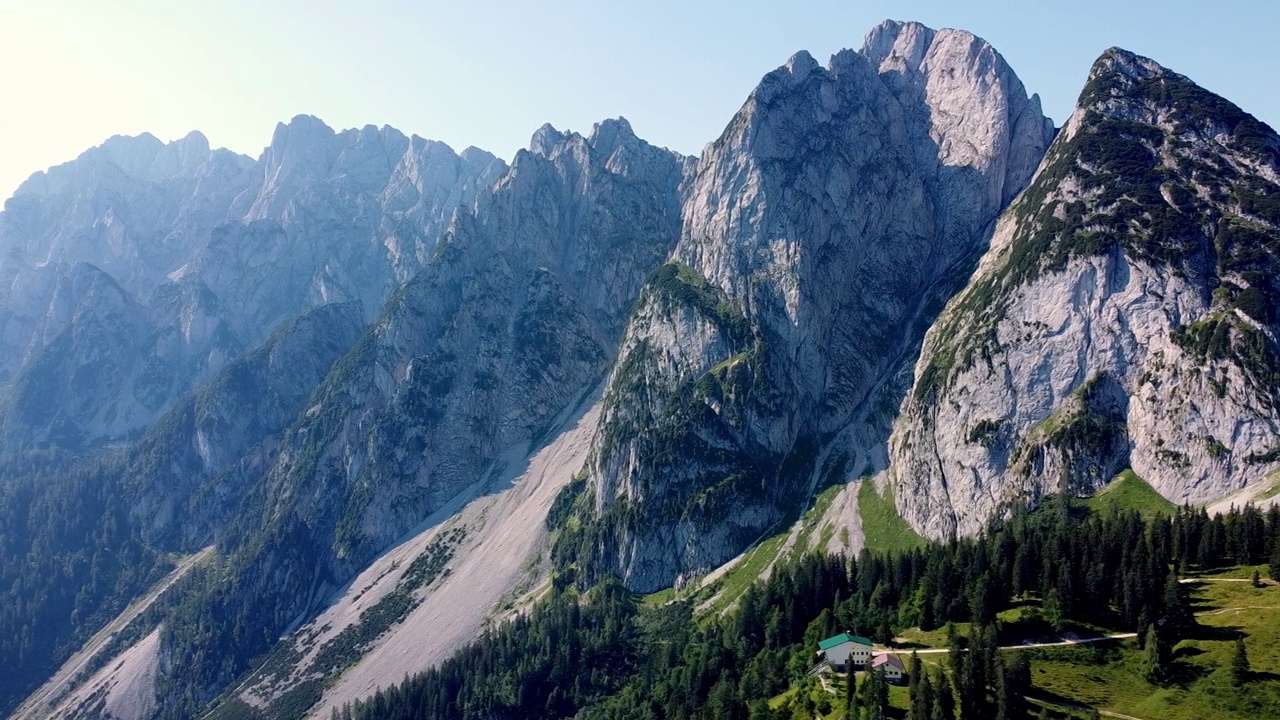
190;117;509;338
0;118;506;449
44;119;689;719
579;20;1054;591
890;48;1280;539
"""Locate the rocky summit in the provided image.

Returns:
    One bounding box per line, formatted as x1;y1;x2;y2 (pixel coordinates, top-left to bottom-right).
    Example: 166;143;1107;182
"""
567;19;1054;592
890;47;1280;539
2;18;1278;720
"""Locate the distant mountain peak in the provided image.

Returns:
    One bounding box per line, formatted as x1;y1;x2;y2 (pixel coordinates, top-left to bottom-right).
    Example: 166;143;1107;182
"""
529;123;569;157
588;116;637;154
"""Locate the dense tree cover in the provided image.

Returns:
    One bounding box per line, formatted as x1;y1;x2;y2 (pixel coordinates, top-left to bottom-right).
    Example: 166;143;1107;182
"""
4;452;1276;720
325;581;642;720
334;499;1280;720
0;452;169;715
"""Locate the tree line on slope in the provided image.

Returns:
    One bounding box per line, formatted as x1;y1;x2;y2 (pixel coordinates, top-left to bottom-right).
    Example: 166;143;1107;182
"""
327;499;1280;720
0;451;170;716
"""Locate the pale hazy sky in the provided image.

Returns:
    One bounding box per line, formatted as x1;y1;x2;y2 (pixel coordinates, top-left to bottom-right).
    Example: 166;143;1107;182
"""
2;1;1278;200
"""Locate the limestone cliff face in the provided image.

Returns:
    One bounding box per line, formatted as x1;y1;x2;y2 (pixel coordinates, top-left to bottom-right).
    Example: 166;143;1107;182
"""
1;131;253;311
575;20;1054;591
890;49;1280;539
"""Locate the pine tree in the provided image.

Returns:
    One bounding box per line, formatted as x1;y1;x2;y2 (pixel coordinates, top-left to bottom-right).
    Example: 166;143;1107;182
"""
877;616;894;645
860;668;887;720
1042;588;1065;632
931;669;956;720
908;652;925;720
1160;575;1194;639
1270;549;1280;583
1143;626;1167;684
1135;608;1151;649
1231;637;1251;686
910;661;935;720
960;625;991;719
846;666;859;720
995;653;1013;720
946;622;964;693
996;653;1030;720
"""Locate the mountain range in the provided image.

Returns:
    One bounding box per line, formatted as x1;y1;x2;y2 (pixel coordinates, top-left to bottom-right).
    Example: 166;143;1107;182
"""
2;18;1278;720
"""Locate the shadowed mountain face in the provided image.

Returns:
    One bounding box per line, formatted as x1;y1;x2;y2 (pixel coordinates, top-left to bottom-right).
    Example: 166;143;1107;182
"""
216;117;690;583
4;18;1280;720
0;120;505;450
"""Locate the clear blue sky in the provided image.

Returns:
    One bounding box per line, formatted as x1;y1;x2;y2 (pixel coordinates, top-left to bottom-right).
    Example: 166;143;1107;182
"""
3;1;1278;200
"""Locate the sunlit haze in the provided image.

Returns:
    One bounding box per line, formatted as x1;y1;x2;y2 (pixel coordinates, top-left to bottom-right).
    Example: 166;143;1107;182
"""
3;0;1278;200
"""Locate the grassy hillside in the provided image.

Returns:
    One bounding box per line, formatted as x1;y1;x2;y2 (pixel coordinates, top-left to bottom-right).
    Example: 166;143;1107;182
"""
1081;469;1177;518
766;565;1280;720
858;480;926;555
1027;567;1280;720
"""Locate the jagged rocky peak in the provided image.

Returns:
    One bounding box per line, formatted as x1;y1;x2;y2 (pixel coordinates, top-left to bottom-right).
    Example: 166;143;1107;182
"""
1071;46;1280;168
245;112;507;229
1;127;254;308
571;20;1054;592
486;118;689;312
860;19;1056;204
262;114;337;164
682;20;1055;295
890;47;1280;540
13;130;251;202
524;116;658;174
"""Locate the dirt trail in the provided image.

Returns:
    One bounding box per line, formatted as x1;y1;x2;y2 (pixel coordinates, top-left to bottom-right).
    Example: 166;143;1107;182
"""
888;632;1137;655
1180;577;1264;584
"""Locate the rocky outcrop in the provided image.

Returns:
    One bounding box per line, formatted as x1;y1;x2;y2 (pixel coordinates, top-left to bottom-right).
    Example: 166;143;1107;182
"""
0;133;252;391
182;117;509;339
890;48;1280;539
1;131;253;312
573;20;1055;591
